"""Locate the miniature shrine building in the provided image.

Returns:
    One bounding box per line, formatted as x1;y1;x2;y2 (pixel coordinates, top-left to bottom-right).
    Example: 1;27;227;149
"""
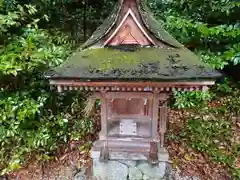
46;0;221;164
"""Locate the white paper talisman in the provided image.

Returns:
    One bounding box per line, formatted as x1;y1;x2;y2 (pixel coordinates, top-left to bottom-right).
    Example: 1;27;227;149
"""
119;119;137;136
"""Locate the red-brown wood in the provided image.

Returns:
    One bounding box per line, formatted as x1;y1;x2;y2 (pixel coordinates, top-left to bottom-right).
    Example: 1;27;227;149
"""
99;92;108;140
152;93;160;141
107;10;152;45
103;92;154;139
158;94;169;147
111;98;145;115
50;80;215;87
104;0;155;46
106;92;153;119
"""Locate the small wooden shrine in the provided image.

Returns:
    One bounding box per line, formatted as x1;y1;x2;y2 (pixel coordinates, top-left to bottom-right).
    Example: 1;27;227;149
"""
46;0;221;165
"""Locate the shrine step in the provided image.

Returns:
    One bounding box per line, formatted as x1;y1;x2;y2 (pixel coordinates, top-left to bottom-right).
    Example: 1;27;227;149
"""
92;140;151;153
91;140;168;161
91;149;150;161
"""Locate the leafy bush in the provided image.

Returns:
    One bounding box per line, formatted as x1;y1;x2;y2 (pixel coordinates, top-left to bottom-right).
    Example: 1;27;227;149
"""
225;88;240;117
70;118;93;141
174;88;240;179
214;78;233;94
0;2;96;174
172;90;213;109
148;0;240;69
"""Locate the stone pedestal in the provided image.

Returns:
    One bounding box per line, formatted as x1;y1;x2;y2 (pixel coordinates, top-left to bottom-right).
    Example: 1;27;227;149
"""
91;148;169;180
92;159;167;180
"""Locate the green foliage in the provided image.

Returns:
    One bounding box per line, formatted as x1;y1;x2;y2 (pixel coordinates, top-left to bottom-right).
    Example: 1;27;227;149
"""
0;28;68;76
148;0;240;69
13;0;117;42
0;1;95;174
214;78;233;93
0;95;68;174
172;88;240;179
0;11;20;35
71;118;93;141
173;90;213;109
187;116;231;159
68;97;94;141
150;3;240;177
225;89;240;116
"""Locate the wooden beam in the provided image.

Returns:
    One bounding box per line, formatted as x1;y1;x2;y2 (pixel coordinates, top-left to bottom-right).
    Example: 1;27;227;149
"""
152;93;160;141
105;92;153;98
158;94;169;148
99;92;108;140
50;80;215;87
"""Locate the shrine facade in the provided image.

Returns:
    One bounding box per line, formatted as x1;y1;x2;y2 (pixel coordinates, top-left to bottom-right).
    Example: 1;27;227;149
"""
46;0;221;179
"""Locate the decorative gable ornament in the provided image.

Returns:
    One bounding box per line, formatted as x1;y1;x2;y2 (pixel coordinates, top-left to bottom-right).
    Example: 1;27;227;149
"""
104;8;155;46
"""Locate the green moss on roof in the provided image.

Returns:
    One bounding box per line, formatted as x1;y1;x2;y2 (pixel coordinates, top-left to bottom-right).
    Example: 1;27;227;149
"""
46;0;222;81
48;47;221;80
62;47;204;70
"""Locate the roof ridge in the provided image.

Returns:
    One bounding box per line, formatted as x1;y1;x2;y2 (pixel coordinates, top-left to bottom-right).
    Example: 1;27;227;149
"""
81;0;184;49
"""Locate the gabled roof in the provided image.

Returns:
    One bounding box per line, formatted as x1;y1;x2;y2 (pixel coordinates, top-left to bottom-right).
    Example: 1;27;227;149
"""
47;46;221;81
46;0;222;82
81;0;183;49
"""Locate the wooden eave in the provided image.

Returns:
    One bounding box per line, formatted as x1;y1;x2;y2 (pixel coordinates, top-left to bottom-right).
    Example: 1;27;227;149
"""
45;0;222;85
49;80;214;93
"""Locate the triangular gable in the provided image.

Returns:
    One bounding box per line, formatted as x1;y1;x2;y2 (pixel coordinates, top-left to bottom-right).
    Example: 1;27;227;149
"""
81;0;184;49
104;8;156;46
121;33;139;44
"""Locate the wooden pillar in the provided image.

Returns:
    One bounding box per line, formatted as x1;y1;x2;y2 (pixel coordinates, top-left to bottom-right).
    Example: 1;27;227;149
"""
152;93;160;141
159;94;169;148
99;92;107;140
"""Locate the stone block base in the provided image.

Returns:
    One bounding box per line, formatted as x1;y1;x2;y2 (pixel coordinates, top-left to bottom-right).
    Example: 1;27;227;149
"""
91;147;169;162
92;159;167;180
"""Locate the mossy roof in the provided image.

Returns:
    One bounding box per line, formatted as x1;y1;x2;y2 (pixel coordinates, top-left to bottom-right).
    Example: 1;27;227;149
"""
47;46;221;81
81;0;183;49
46;0;222;81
